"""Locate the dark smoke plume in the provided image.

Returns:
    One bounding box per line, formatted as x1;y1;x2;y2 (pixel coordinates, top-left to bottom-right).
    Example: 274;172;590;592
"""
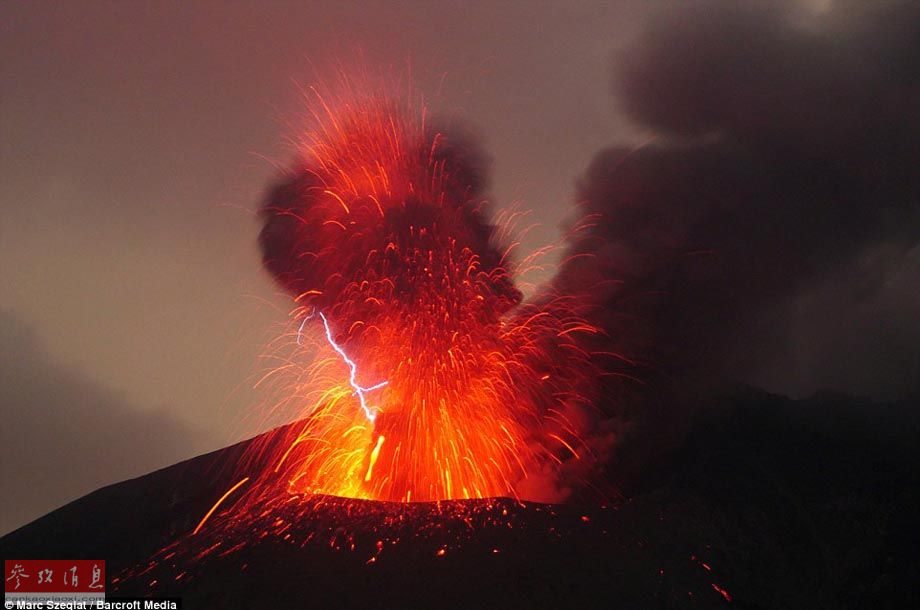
554;0;920;484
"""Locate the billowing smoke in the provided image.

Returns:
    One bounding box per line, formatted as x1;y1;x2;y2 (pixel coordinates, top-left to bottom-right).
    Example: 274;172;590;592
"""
552;0;920;486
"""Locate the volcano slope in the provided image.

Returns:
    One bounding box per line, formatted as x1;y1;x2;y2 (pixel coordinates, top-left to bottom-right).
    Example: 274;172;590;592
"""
2;388;917;609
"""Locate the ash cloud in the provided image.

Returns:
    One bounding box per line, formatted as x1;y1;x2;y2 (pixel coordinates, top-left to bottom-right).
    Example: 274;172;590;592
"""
550;1;920;489
560;0;920;408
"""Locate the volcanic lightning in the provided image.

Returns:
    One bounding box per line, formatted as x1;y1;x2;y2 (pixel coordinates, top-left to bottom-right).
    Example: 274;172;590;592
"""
298;309;388;423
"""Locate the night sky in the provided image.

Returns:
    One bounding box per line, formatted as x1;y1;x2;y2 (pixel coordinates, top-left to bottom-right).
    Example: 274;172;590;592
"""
2;0;917;534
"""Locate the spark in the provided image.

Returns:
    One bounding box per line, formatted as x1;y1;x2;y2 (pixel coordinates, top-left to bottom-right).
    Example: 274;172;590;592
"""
192;477;250;535
711;583;732;602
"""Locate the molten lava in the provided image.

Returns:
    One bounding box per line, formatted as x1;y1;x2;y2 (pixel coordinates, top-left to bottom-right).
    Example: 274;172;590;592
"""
241;83;598;508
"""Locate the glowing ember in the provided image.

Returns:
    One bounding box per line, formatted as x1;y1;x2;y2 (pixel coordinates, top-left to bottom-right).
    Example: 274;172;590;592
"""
233;80;602;509
155;77;607;560
256;90;597;509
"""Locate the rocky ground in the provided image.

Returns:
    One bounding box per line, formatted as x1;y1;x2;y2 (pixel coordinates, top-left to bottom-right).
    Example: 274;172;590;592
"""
3;388;917;609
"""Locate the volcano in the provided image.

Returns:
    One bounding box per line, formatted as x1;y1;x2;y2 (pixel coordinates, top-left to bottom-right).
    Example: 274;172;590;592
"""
3;388;916;609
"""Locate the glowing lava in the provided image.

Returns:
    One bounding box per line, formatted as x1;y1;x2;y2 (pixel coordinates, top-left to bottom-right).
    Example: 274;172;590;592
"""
234;79;600;509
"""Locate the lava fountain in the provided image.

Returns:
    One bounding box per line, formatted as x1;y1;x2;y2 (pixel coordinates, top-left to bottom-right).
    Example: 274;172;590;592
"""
230;81;601;518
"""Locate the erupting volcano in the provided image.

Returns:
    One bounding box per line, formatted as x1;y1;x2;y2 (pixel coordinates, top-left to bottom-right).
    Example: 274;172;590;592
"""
238;82;600;509
5;4;918;607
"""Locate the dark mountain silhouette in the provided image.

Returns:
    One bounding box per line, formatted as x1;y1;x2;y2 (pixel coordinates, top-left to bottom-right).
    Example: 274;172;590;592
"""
3;388;917;609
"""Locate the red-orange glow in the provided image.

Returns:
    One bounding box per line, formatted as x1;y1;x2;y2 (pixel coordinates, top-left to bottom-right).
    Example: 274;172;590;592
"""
211;76;602;530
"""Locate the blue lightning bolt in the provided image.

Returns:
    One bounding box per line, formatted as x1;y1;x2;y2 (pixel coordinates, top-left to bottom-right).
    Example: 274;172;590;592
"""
298;309;387;423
